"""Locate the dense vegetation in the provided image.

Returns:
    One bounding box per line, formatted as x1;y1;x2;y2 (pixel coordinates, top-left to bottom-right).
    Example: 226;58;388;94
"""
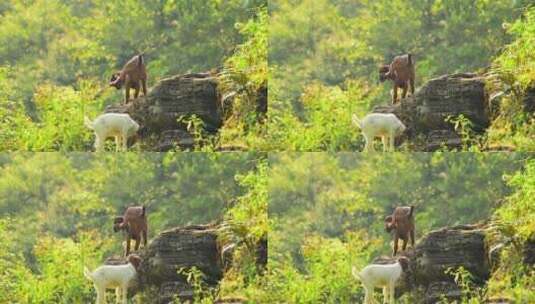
0;0;267;151
0;153;267;303
258;153;534;303
267;0;535;151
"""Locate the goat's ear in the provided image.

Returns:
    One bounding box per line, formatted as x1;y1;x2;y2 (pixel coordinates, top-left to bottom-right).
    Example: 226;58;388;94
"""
110;73;123;89
398;257;410;271
114;216;124;224
384;215;393;223
128;255;142;269
379;65;389;73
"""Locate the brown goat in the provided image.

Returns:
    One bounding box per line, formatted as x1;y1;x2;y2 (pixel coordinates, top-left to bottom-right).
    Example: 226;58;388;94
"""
379;54;415;104
110;54;148;104
113;206;148;257
384;206;415;256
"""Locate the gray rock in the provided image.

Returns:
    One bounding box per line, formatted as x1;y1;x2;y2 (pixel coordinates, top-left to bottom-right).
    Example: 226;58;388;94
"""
374;73;490;151
424;281;461;304
127;224;266;303
107;72;221;131
411;224;490;285
523;238;535;266
522;86;535;113
104;72;266;151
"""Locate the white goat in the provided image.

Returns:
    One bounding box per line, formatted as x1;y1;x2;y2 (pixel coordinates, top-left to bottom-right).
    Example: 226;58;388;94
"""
352;257;409;304
84;254;142;304
352;113;406;152
84;113;139;152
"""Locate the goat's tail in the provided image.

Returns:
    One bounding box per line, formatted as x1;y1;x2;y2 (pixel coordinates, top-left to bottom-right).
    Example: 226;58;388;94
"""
84;116;94;130
409;205;414;217
83;267;93;281
141;205;146;217
351;266;362;280
407;53;413;66
138;53;144;66
351;114;362;129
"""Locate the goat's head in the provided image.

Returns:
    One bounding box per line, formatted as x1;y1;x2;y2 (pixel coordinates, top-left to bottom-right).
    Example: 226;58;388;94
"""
126;121;141;147
113;216;126;233
109;73;123;89
127;254;143;270
384;215;396;233
397;256;410;272
379;65;390;82
396;119;407;135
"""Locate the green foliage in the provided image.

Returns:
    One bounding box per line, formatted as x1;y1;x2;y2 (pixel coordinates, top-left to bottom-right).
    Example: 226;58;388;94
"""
487;6;535;151
485;244;535;303
264;153;529;302
493;6;535;90
0;0;266;151
0;153;264;303
218;6;268;149
487;160;535;303
0;218;33;303
226;157;268;243
267;80;379;151
269;0;532;151
270;0;523;100
177;267;216;304
444;266;485;303
218;158;268;300
445;114;482;151
15;234;107;304
496;158;535;242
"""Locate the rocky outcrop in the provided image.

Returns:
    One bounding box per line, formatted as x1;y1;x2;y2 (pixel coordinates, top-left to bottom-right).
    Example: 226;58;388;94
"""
523;238;535;265
371;223;535;303
105;72;266;151
374;73;490;151
126;224;224;303
522;86;535;113
107;72;221;131
111;224;267;303
374;224;494;303
411;224;490;285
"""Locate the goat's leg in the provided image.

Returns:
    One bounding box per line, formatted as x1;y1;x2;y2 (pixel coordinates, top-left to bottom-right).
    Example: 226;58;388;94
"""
125;86;131;104
141;78;147;96
365;134;375;152
383;286;388;304
389;133;395;152
410;229;415;248
392;86;398;104
381;136;388;152
122;134;127;152
393;235;399;256
389;282;395;304
402;238;408;251
401;85;407;99
125;235;131;257
115;287;121;304
369;136;376;152
410;77;415;95
143;229;147;247
363;286;370;304
121;285;128;304
363;134;370;152
96;286;105;304
94;135;103;152
134;85;140;99
134;236;141;251
114;136;120;152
